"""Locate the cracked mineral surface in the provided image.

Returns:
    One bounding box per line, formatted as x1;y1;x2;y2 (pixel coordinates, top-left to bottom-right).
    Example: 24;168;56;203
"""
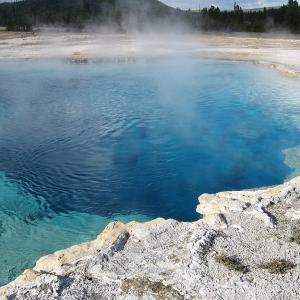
1;177;300;299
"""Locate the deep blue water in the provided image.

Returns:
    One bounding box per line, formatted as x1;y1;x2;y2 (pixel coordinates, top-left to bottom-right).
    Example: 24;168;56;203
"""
0;58;300;285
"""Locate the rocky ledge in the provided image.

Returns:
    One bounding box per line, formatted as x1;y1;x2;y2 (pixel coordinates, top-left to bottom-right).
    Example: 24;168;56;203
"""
1;177;300;299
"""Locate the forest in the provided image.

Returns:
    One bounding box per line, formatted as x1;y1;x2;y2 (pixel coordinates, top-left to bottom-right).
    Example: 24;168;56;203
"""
192;0;300;32
0;0;299;33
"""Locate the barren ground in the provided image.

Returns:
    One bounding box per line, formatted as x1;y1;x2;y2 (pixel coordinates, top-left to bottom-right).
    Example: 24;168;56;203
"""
0;31;300;76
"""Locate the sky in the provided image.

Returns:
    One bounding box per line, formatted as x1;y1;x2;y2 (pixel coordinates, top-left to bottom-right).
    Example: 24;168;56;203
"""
162;0;286;9
0;0;287;9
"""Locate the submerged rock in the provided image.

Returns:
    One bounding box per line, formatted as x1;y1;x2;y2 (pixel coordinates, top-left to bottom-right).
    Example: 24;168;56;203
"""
68;52;88;64
1;178;300;299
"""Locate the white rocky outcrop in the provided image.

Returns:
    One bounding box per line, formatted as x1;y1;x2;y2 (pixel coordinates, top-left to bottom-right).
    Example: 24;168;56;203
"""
1;177;300;299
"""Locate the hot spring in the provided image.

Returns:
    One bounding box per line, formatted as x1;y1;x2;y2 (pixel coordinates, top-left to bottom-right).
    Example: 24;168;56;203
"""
1;58;300;285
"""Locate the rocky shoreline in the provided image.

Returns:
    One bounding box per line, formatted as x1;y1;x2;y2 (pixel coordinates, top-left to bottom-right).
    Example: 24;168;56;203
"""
1;177;300;299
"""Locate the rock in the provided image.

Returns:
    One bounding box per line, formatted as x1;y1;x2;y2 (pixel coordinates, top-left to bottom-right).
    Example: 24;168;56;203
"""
34;221;129;275
285;208;300;220
1;177;300;299
68;52;88;64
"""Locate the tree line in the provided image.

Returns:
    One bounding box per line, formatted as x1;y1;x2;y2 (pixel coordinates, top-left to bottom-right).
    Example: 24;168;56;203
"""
0;0;181;31
0;0;299;32
187;0;300;32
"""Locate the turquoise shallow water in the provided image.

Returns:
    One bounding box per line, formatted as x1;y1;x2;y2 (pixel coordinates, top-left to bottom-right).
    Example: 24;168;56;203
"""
0;58;300;285
0;172;148;284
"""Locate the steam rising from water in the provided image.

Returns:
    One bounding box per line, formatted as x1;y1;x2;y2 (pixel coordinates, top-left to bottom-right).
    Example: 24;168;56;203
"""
0;58;300;286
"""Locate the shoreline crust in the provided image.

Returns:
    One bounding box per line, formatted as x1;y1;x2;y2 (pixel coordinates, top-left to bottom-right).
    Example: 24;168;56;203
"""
1;177;300;299
0;32;300;78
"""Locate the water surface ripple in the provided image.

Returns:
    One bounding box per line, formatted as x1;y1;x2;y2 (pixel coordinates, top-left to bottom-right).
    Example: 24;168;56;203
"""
0;59;300;285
